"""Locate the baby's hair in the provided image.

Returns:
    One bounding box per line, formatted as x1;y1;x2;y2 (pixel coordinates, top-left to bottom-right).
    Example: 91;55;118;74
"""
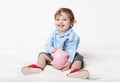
54;8;76;27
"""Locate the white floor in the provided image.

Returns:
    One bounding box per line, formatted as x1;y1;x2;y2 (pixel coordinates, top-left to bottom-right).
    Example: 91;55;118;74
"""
0;48;120;82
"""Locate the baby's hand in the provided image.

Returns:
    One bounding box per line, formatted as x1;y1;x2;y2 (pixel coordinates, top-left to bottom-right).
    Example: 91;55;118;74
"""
61;61;71;71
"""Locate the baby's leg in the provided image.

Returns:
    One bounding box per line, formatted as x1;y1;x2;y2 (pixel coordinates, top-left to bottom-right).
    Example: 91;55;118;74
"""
37;52;52;68
67;54;89;79
67;60;89;79
21;52;52;75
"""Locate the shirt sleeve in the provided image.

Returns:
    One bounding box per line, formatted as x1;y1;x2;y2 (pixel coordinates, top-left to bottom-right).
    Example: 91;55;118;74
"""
66;33;80;63
45;32;55;54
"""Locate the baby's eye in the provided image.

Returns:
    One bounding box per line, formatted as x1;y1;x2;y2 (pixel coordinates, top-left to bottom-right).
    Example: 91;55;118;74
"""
56;19;60;21
63;19;67;21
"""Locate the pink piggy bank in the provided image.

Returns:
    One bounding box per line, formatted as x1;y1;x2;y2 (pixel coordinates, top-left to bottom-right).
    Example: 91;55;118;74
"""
51;49;68;70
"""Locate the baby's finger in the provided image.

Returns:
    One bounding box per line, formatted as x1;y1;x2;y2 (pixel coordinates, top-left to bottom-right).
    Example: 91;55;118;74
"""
62;66;69;71
47;57;52;62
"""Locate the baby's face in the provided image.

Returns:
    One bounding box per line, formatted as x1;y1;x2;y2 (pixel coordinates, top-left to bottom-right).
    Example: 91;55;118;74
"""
55;12;71;34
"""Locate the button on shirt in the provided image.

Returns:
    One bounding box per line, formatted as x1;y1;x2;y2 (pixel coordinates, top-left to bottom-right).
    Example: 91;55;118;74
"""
45;28;80;63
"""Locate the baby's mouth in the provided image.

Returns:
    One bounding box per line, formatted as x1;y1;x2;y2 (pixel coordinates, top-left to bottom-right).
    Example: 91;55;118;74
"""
58;25;64;28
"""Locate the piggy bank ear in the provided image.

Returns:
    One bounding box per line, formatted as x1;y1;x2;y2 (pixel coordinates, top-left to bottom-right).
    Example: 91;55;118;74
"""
51;53;55;57
65;53;68;57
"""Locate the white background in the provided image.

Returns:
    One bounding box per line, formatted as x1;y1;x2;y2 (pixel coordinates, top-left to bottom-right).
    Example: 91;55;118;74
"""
0;0;120;51
0;0;120;82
